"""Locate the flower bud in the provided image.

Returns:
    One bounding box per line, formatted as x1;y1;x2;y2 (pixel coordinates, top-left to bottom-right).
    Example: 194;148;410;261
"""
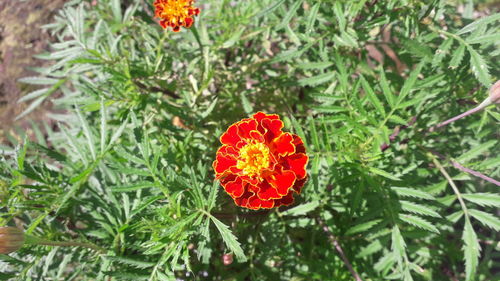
222;253;233;265
0;227;25;254
489;80;500;104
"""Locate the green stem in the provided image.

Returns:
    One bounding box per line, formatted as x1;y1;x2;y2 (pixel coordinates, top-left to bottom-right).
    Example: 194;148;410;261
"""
25;234;106;254
427;153;469;218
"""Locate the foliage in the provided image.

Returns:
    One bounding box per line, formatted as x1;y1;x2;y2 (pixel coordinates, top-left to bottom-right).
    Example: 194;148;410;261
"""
0;0;498;280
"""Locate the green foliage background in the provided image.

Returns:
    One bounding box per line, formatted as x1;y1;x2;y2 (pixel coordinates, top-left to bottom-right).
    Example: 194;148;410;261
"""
0;0;499;280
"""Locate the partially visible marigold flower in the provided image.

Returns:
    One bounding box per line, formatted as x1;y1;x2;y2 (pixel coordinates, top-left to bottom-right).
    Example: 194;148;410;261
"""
0;227;25;254
213;112;309;210
153;0;200;32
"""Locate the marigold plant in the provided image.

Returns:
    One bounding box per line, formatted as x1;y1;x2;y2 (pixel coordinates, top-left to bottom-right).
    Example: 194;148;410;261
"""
3;0;499;280
153;0;200;31
213;112;309;210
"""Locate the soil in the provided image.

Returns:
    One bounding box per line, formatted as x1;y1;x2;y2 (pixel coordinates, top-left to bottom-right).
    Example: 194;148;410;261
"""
0;0;64;142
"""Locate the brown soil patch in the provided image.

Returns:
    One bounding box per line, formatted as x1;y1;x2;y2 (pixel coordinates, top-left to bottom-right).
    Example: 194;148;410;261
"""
0;0;64;142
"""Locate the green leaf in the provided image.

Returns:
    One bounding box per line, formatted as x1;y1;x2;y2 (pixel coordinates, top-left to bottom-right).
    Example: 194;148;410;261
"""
18;77;59;85
105;256;154;269
289;114;307;148
457;140;496;162
379;69;395;107
333;2;346;30
256;0;286;18
275;0;303;30
462;193;500;207
17;88;49;103
397;61;424;104
457;13;500;35
309;118;320;150
462;219;480;281
467;47;491;86
311;93;343;102
345;219;382;235
111;181;156;192
210;216;247;262
298;61;333;70
400;201;441;218
388;115;408;125
391;226;406;269
305;3;320;34
272;42;313;62
469;209;500;231
391;187;435;200
402;38;433;58
100;99;107;154
75;106;96;160
15;96;46;121
449;44;465;69
298;71;336;86
399;214;439;233
466;33;500;45
281;201;319;216
130;196;163;218
110;0;122;22
105;114;130;151
432;38;453;67
360;75;385;116
240;93;253;114
369;167;400;181
357;240;383;258
314;105;347;114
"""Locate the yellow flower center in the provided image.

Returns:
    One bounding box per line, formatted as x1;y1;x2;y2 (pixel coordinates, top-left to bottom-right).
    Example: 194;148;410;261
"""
158;0;192;20
236;142;270;176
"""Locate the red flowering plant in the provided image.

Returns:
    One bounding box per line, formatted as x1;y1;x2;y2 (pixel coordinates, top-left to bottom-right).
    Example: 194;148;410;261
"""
153;0;200;32
213;112;309;210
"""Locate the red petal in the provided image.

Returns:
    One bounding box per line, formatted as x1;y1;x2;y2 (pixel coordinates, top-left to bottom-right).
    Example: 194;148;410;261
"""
283;153;308;179
253;112;279;122
173;26;181;32
184;17;194;28
220;123;242;147
267;168;296;196
260;198;275;209
274;191;295;207
247;195;263;210
291;177;307;194
249;130;265;143
256;181;280;200
220;173;236;185
261;118;283;143
272;132;295;156
239;175;259;186
218;145;238;157
234;190;253;208
292;134;306;154
222;177;245;198
213;153;237;175
159;20;168;29
237;119;258;140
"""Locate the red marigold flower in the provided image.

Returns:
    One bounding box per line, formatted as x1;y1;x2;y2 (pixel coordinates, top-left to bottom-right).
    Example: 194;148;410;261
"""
153;0;200;32
213;112;309;210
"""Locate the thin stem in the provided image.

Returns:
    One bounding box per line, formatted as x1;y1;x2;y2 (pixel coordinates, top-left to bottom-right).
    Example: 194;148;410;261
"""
430;98;492;131
25;234;105;254
428;153;469;218
37;240;106;253
451;160;500;186
316;217;363;281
